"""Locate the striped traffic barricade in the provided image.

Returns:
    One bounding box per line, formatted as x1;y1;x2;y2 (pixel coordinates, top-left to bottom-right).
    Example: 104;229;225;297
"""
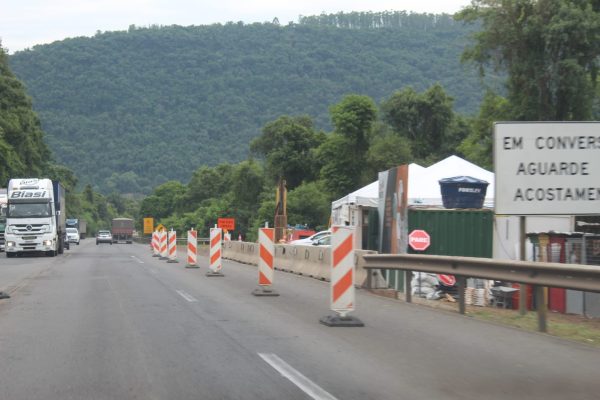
320;226;364;327
152;231;160;257
167;229;179;263
206;227;224;277
186;228;199;268
252;227;279;296
159;230;168;260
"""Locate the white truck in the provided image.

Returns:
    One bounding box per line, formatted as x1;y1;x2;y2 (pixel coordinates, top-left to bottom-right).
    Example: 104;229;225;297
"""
5;178;67;257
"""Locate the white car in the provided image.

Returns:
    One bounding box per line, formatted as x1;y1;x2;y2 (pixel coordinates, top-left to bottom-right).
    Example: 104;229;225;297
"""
311;234;331;246
66;227;80;245
290;230;331;245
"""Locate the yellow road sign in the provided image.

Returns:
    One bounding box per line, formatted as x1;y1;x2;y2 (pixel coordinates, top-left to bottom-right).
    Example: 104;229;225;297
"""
143;218;154;234
155;223;166;232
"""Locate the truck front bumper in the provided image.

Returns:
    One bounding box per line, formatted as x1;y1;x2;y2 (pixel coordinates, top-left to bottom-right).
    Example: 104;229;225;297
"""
5;234;55;253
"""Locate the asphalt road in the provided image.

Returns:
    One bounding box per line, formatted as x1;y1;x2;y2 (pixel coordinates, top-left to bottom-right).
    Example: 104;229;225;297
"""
0;241;598;400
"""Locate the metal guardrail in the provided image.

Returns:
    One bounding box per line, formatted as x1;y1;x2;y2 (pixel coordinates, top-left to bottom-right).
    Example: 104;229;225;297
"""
133;237;210;245
362;254;600;332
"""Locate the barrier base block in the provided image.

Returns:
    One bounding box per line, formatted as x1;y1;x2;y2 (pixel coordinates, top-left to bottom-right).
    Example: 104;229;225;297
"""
206;271;225;277
319;314;364;327
0;292;10;299
167;259;179;263
152;254;161;257
185;264;199;269
252;286;280;297
159;257;169;260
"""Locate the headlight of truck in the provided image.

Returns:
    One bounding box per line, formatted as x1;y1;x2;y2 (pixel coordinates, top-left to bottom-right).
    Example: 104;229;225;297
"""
43;240;53;246
6;241;15;247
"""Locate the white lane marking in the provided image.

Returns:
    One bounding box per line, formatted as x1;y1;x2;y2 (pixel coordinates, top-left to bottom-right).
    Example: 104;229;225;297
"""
149;269;159;275
130;255;145;264
176;290;198;303
258;353;338;400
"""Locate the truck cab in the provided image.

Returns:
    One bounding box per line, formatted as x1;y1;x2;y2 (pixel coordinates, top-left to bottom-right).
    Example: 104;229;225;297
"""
5;178;66;257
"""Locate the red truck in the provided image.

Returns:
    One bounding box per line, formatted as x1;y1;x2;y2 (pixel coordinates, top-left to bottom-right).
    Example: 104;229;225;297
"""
111;218;134;244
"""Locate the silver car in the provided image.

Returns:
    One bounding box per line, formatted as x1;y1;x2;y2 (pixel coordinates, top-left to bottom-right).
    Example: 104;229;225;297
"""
96;230;113;245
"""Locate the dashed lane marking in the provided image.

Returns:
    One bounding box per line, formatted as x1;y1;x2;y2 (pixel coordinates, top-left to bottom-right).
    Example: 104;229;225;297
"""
176;290;198;303
258;353;338;400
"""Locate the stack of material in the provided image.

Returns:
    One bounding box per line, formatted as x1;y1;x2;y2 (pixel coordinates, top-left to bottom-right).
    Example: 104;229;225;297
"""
474;288;487;306
464;287;474;305
411;272;439;299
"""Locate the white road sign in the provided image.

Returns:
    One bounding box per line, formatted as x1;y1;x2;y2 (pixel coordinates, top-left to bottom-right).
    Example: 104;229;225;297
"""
494;122;600;215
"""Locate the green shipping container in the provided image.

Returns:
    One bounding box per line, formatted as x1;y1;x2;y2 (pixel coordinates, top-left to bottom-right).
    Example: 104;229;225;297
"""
407;208;493;258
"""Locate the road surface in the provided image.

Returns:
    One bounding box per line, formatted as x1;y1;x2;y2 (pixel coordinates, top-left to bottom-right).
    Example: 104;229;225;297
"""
0;241;598;399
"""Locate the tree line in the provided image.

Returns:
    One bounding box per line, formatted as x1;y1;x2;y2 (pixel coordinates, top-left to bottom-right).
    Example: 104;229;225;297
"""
8;12;483;195
140;1;600;240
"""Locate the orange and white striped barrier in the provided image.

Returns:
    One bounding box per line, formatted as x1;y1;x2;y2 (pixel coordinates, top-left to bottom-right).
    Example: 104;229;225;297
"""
186;228;198;268
167;229;178;263
320;226;363;327
252;227;279;296
151;231;160;257
207;227;224;276
159;230;168;259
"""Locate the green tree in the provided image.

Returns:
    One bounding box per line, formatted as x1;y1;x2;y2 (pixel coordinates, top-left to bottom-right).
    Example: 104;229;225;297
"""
318;95;377;199
459;91;511;169
457;0;600;120
366;123;413;176
139;181;186;220
381;84;455;161
250;116;324;189
330;94;377;158
0;44;50;181
181;163;234;211
287;182;331;230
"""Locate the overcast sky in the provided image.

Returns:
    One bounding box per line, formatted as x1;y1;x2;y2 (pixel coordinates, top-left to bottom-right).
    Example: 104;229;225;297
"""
0;1;472;53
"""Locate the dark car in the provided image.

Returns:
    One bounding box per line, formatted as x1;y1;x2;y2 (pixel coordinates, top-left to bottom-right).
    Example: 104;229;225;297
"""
96;230;113;245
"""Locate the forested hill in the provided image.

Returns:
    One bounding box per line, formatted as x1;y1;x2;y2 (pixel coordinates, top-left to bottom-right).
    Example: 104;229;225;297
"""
9;12;483;194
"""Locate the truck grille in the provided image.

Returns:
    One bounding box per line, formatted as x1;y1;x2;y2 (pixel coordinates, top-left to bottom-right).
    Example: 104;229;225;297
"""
11;224;46;234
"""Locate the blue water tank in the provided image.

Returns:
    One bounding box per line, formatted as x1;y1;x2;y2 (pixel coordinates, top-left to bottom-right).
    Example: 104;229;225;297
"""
439;176;489;209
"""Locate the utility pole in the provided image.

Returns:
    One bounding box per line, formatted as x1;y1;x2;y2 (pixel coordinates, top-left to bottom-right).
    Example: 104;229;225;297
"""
274;178;287;243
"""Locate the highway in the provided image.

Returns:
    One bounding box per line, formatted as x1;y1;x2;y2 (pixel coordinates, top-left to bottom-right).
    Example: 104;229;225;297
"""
0;241;598;400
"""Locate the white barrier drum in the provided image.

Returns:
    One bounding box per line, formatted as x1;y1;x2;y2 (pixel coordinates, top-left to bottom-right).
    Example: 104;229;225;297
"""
152;231;160;257
186;229;198;268
320;226;364;327
159;230;168;259
167;230;178;263
252;228;279;296
207;228;224;276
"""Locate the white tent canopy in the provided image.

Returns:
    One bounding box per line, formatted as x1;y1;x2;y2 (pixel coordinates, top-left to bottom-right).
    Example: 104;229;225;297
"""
331;156;495;212
409;155;494;207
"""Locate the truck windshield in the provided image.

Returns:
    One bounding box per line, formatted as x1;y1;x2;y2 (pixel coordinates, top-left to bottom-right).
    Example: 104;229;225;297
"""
8;203;52;218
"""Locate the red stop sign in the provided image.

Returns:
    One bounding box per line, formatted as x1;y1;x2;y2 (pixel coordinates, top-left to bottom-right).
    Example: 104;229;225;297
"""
408;229;430;251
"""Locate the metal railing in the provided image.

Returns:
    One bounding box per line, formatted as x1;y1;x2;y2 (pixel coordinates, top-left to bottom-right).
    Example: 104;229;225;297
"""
362;253;600;332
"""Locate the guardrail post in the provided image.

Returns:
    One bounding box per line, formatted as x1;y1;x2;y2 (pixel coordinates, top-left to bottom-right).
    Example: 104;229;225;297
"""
535;285;547;332
519;216;527;315
405;271;412;303
457;276;466;315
